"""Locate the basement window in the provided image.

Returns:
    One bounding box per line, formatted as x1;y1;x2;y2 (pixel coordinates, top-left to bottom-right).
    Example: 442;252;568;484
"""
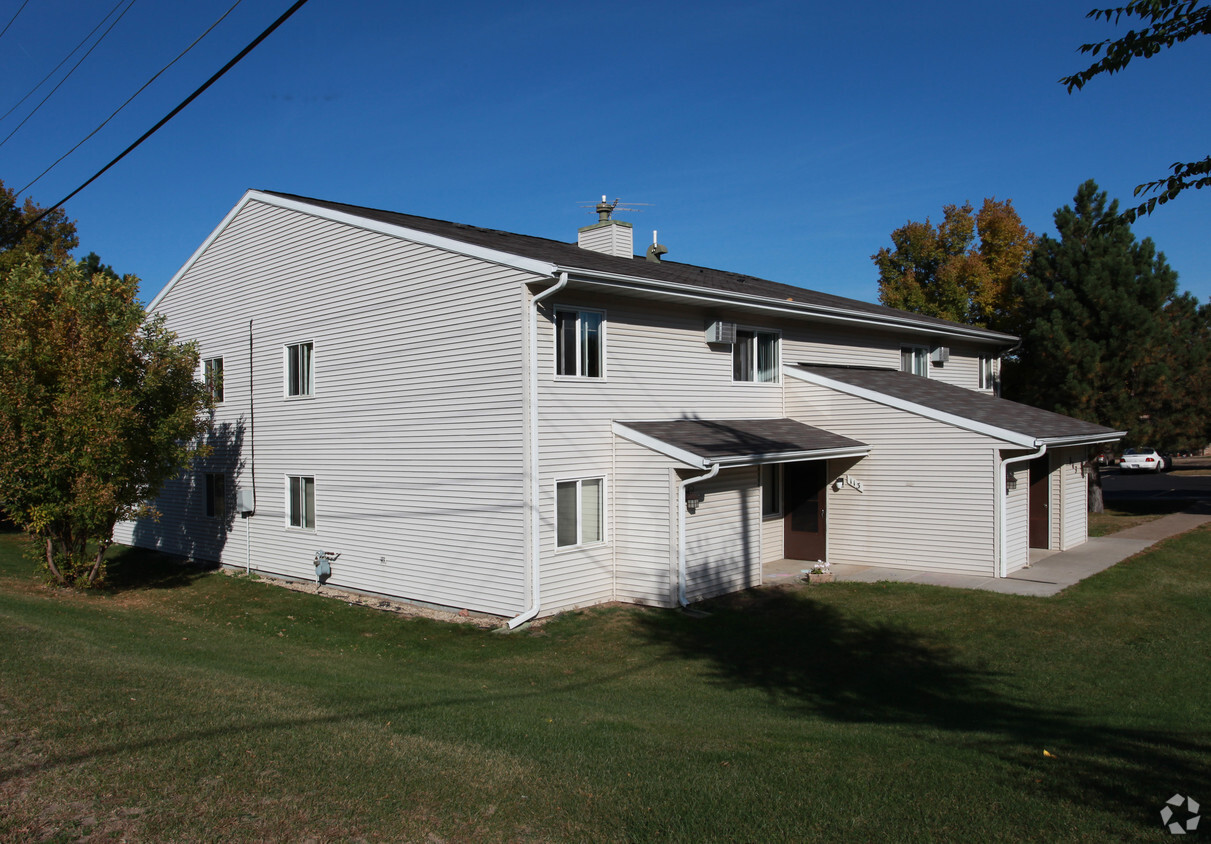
556;477;604;548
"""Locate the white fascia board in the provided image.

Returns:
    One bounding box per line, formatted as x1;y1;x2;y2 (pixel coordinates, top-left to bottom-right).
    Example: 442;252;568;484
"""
556;266;1017;346
712;445;871;467
613;422;708;469
786;366;1038;448
255;191;558;277
1039;431;1127;447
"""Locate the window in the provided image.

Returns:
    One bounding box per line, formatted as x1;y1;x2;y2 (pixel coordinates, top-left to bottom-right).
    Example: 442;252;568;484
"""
287;475;316;529
733;329;779;382
760;464;782;517
901;346;928;377
204;472;226;519
203;357;224;402
979;356;997;391
286;342;314;396
555;309;603;378
556;477;604;547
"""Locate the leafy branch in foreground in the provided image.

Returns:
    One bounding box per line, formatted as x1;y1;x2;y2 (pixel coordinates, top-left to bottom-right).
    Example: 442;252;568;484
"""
1061;1;1210;218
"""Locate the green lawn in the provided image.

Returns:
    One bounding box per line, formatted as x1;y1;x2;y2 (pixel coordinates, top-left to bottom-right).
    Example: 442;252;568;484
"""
2;526;1209;842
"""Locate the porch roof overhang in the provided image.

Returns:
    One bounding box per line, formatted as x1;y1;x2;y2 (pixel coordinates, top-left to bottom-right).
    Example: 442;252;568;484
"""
613;418;871;470
787;364;1126;449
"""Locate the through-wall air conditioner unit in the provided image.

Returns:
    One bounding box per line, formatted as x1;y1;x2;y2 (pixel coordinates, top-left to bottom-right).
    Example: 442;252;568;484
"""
930;346;950;364
706;321;737;344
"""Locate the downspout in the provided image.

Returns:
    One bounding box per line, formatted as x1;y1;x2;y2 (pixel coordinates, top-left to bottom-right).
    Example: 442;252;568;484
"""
999;444;1047;578
677;462;721;607
509;271;569;629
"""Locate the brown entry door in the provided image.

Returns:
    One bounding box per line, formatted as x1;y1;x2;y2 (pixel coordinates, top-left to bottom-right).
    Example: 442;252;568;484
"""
1029;457;1049;549
784;461;827;560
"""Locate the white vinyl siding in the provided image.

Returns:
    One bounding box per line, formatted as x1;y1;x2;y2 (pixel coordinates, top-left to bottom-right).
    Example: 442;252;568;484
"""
1054;446;1089;551
613;438;677;606
684;467;762;601
114;198;530;617
1004;461;1030;573
787;378;1000;576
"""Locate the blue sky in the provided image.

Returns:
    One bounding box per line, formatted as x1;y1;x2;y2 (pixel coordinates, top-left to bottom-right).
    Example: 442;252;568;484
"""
3;0;1209;307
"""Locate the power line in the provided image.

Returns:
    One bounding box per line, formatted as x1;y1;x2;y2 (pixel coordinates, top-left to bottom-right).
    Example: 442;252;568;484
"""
0;0;140;150
16;0;313;239
18;0;247;196
0;0;32;42
0;0;129;125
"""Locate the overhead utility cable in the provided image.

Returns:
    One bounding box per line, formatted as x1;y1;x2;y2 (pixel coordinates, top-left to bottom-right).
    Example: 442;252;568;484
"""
0;0;32;43
0;0;129;125
19;0;246;196
0;0;139;149
17;0;312;239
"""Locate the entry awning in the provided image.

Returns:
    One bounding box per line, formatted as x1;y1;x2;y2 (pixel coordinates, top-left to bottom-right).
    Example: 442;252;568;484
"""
613;418;870;470
789;364;1125;448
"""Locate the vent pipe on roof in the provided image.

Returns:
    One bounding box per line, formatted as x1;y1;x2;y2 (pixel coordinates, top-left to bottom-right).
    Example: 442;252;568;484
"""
646;229;667;263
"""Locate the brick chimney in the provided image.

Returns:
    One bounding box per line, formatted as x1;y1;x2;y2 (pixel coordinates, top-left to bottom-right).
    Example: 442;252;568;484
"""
577;197;633;258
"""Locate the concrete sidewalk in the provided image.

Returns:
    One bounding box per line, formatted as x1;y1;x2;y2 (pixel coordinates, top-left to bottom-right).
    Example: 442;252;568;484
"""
765;503;1211;597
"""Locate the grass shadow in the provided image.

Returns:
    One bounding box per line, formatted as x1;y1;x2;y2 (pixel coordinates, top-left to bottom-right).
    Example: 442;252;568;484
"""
635;587;1211;827
102;543;221;592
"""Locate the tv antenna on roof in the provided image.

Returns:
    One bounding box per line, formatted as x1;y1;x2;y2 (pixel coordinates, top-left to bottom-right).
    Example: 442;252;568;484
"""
578;195;651;222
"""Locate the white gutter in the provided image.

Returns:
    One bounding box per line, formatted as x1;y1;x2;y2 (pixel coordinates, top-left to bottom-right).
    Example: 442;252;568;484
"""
554;267;1017;345
999;444;1047;577
677;463;721;607
509;271;569;630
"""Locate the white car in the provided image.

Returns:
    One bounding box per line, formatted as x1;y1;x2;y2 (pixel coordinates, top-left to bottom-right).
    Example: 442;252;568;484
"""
1119;447;1164;473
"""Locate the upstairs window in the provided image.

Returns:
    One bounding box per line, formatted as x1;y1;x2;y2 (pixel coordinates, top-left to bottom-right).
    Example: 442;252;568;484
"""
555;308;604;378
203;357;224;403
287;475;316;530
286;342;313;397
979;356;997;391
733;329;779;382
901;346;928;377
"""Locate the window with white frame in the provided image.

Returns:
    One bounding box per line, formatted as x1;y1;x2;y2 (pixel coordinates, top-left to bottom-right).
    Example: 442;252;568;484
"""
555;308;604;378
733;329;779;382
979;356;997;391
556;477;604;547
203;357;224;403
760;464;782;517
204;472;226;519
285;342;313;397
900;345;929;377
287;475;316;529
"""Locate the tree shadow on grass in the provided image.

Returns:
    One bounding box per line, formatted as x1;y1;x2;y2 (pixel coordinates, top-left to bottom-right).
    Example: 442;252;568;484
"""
102;543;220;593
634;588;1211;828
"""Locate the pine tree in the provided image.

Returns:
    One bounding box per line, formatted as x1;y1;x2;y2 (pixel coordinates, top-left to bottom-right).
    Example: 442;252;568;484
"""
1004;179;1186;446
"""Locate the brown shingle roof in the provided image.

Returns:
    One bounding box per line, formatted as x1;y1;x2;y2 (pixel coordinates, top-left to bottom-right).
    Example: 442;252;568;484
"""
617;418;868;465
261;191;1016;342
796;364;1123;442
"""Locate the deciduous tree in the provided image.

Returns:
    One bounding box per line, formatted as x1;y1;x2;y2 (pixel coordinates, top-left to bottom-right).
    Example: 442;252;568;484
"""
873;199;1036;332
1062;1;1211;219
0;256;212;586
